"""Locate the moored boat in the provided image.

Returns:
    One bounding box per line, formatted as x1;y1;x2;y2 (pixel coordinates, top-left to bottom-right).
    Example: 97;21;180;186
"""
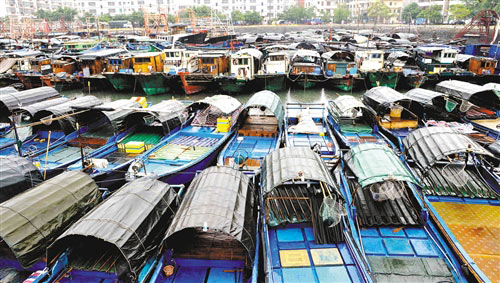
218;48;263;94
179;51;230;95
288;50;326;89
254;51;290;91
102;53;135;92
322;50;360;91
355;50;401;89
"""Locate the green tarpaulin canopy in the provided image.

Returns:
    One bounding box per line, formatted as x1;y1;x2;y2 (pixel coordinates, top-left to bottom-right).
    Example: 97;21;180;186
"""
244;90;285;128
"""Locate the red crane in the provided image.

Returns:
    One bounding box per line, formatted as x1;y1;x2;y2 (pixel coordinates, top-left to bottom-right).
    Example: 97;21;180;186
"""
453;9;499;44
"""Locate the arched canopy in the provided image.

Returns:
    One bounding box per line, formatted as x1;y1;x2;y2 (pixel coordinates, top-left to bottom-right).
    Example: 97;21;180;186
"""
0;155;42;203
47;177;179;279
189;95;241;115
76;99;140;134
33;96;102;134
261;147;337;195
403;126;494;172
164;166;256;264
0;171;99;268
344;143;415;188
363;86;424;117
0;87;59;116
124;100;187;134
18;97;70;119
321;50;354;61
0;87;17;95
236;48;263;60
244;90;284;128
328;95;377;126
436;80;500;111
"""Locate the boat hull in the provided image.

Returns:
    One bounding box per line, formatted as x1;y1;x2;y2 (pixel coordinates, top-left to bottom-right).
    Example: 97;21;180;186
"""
363;71;401;88
218;77;256;94
103;72;136;92
254;74;287;92
17;73;43;89
136;73;178;95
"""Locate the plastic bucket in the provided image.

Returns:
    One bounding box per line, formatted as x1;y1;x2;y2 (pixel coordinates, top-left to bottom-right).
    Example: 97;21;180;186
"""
390;105;403;118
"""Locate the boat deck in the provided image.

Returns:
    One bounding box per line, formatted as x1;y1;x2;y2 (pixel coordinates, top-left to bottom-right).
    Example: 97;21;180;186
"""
223;136;277;169
163;258;246;283
429;197;500;282
267;223;363;283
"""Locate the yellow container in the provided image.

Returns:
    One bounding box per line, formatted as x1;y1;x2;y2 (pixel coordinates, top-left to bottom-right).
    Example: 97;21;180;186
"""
390;105;403;118
131;96;148;108
125;141;145;154
217;117;232;133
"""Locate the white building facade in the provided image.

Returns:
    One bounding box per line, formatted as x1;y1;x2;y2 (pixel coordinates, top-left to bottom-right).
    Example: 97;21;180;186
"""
0;0;74;18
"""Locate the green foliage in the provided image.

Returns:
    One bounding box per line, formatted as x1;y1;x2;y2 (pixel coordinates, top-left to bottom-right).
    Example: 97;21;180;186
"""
333;5;350;23
99;14;112;22
320;10;332;23
111;11;144;26
402;3;422;22
278;5;315;24
35;7;78;21
168;14;176;23
231;10;245;23
367;1;392;24
244;11;263;25
449;4;471;20
463;0;500;15
418;5;443;24
191;6;211;17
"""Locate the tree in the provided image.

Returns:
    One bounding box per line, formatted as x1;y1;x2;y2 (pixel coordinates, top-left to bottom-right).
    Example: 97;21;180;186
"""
367;0;392;27
231;10;245;23
463;0;500;15
418;5;443;24
449;4;471;20
279;5;314;24
168;14;176;23
333;5;350;24
320;10;332;23
192;6;211;17
100;14;112;22
35;7;78;21
243;11;263;25
402;3;422;23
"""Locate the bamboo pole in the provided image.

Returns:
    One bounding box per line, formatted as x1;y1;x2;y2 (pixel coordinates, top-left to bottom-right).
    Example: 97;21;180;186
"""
43;130;51;180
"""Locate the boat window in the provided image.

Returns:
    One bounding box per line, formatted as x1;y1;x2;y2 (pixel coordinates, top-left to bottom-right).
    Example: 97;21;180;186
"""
481;61;486;68
237;58;249;65
270;55;285;61
201;57;214;64
372;53;382;59
135;57;151;63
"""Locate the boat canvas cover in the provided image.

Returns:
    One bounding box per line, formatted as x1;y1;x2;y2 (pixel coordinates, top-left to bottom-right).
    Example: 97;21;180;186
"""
0;87;18;95
48;177;178;277
244;90;284;128
20;97;70;118
190;95;241;114
77;99;140;133
0;156;42;203
321;51;354;61
405;88;446;106
363;86;424;115
435;80;500;110
0;171;99;268
236;48;263;60
0;87;60;115
164;166;256;262
126;100;187;132
78;49;127;60
261;147;336;194
344;143;415;188
33;96;102;134
0;58;17;73
329;95;369;121
403;126;494;172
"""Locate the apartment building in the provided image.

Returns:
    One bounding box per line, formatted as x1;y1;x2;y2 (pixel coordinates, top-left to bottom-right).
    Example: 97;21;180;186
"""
0;0;74;18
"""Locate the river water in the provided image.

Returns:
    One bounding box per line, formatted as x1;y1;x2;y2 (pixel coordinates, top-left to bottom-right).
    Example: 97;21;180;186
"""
62;87;365;105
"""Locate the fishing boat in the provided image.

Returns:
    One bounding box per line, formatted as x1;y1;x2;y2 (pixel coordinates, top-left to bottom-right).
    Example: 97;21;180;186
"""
260;147;372;283
67;99;188;190
102;53;135;92
254;51;289;91
456;55;497;76
37;177;181;283
288;50;326;89
355;50;401;89
178;51;230;95
78;49;129;91
402;126;500;282
0;95;102;157
146;166;259;282
16;56;52;89
327;95;392;149
362;86;424;151
0;171;100;283
218;90;284;171
41;56;81;92
436;80;500;113
322;50;359;91
126;95;241;185
27;99;141;179
285;102;339;169
340;143;471;282
63;39;100;53
414;46;468;85
132;52;172;96
0;155;42;202
0;50;43;87
218;48;263;94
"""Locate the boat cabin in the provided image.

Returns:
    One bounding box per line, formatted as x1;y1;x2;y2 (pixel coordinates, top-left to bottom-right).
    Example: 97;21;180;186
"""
196;51;230;75
28;57;52;74
78;49;129;76
230;48;263;80
162;48;199;74
415;47;458;64
132;52;166;73
322;50;356;77
289;50;323;75
355;50;384;72
51;56;77;74
105;53;133;73
468;56;497;75
63;39;99;53
261;51;289;74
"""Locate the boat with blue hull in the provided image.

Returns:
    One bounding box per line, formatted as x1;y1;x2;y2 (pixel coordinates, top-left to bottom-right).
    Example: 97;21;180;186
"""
339;143;471;282
126;95;241;185
260;147;372;283
67;99;188;190
145;166;260;283
0;96;103;157
402;126;500;282
285;102;339;169
35;177;181;283
218;90;284;172
0;171;101;283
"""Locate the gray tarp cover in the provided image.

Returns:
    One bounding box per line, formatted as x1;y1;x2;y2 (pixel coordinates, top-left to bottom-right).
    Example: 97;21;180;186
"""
125;100;188;133
0;87;60;115
164;166;256;262
328;95;371;121
403;126;493;172
20;97;70;118
190;95;241;114
48;177;179;277
0;58;17;74
0;156;42;203
363;86;424;115
244;90;284;128
405;88;446;106
0;171;99;267
77;99;140;133
261;147;336;194
435;80;500;110
0;87;18;95
33;96;102;134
